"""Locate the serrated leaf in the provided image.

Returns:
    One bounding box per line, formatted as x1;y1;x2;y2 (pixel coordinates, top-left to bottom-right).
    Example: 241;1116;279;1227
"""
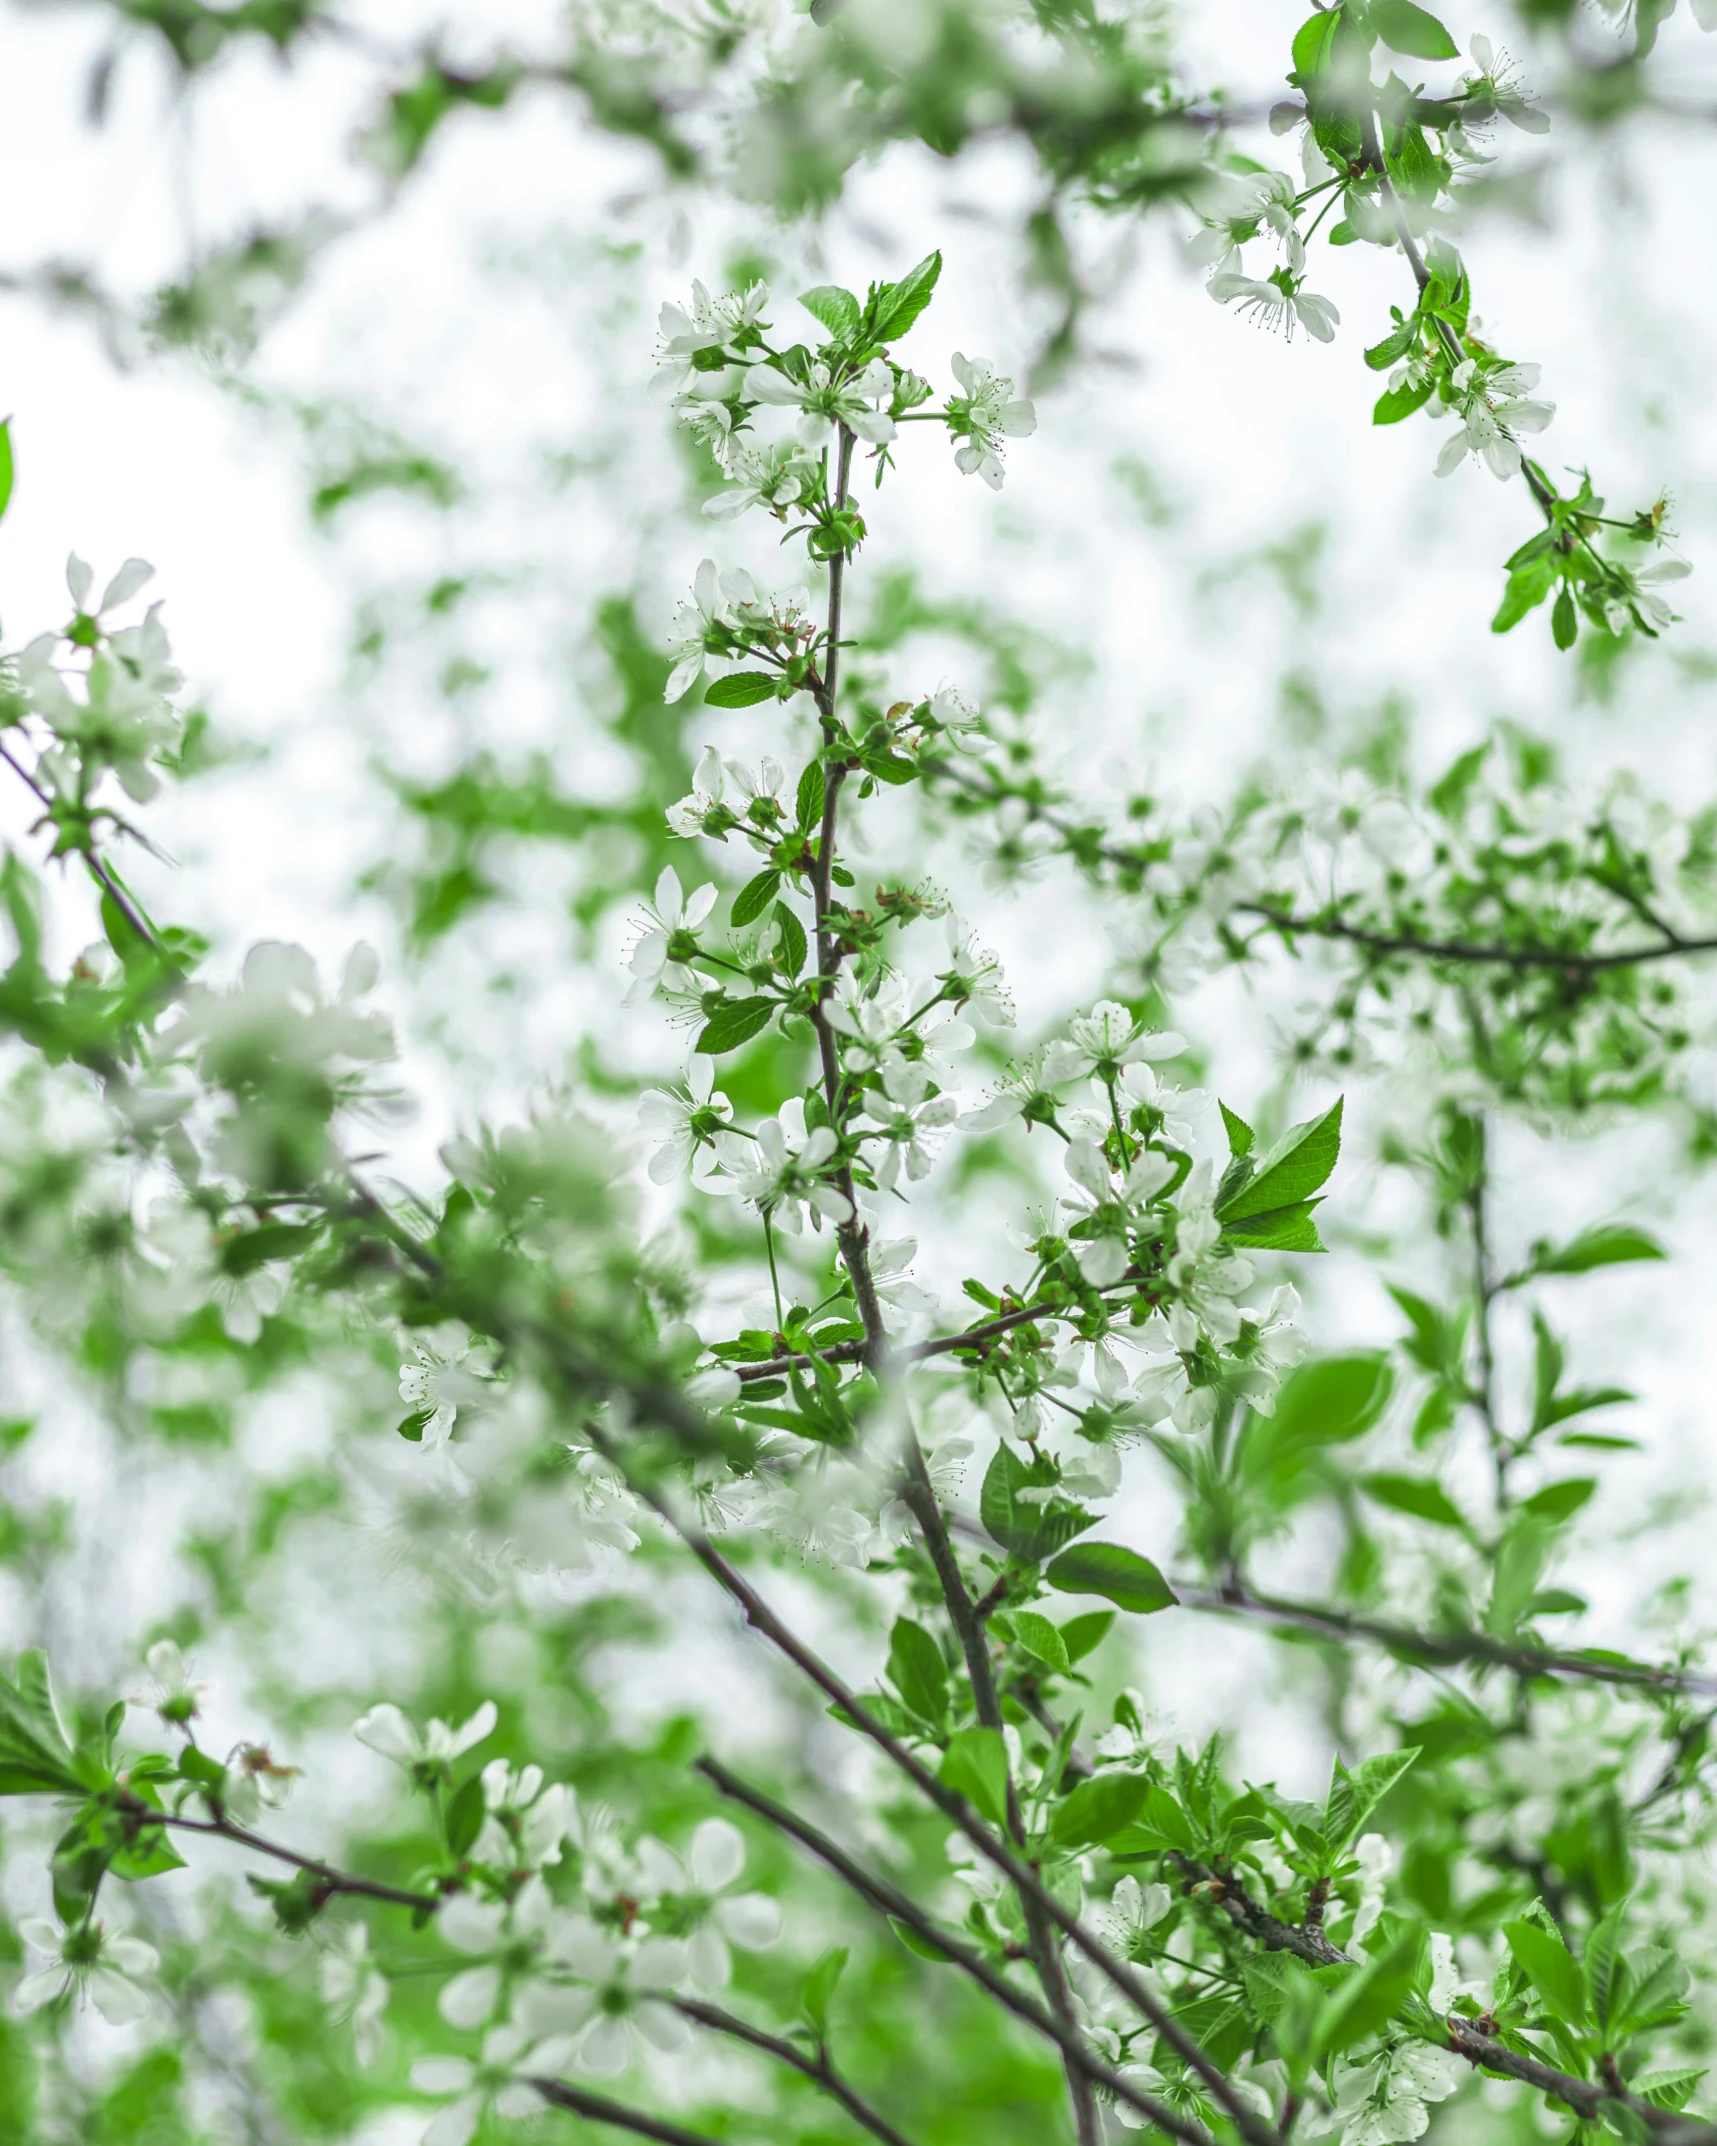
1008;1610;1071;1675
1217;1099;1342;1221
1364;323;1416;372
796;760;825;833
1219;1101;1255;1157
694;997;775;1055
1045;1541;1176;1615
772;901;807;978
798;284;861;339
1371;0;1459;57
939;1725;1010;1829
0;1652;86;1796
979;1445;1095;1561
1220;1199;1327;1253
1323;1749;1418;1853
730;870;781;928
868;252;941;344
704;670;779;708
1291;10;1340;82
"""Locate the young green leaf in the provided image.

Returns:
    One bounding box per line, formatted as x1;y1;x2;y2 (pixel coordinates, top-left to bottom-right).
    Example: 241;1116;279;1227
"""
868;252;941;343
1531;1225;1666;1275
694;997;775;1055
1504;1920;1589;2028
704;671;780;709
1361;1473;1467;1530
1044;1541;1177;1614
1050;1771;1151;1848
730;870;782;928
1217;1099;1342;1222
1369;0;1460;58
939;1725;1010;1829
800;1946;849;2034
887;1618;949;1726
799;285;861;339
0;418;14;526
1008;1610;1071;1675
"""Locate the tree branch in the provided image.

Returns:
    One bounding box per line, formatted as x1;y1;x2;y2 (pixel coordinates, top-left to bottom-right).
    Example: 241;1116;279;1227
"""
527;2078;729;2146
121;1797;441;1913
669;1996;919;2146
694;1756;1219;2146
1171;1581;1717;1698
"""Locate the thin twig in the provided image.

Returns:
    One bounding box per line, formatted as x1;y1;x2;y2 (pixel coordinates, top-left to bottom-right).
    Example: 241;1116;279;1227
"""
695;1757;1219;2146
121;1798;440;1912
669;1996;919;2146
527;2079;728;2146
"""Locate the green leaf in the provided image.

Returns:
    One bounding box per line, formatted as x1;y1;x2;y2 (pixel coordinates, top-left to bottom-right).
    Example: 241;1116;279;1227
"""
1110;1781;1198;1856
1532;1225;1666;1275
1504;1920;1589;2027
1265;1354;1395;1448
694;997;775;1055
445;1773;486;1857
1051;1771;1151;1848
980;1445;1096;1561
0;1653;87;1797
396;1408;434;1442
1492;555;1557;633
869;252;941;343
1323;1749;1418;1853
773;901;807;978
1316;1933;1423;2057
1373;379;1433;425
1219;1101;1255;1157
1522;1478;1596;1524
1008;1611;1071;1675
1045;1541;1177;1615
890;1916;956;1961
886;1619;949;1727
1221;1200;1327;1253
1361;1472;1466;1529
1364;322;1416;372
704;671;779;708
1217;1100;1342;1222
1370;0;1459;56
939;1726;1010;1829
1291;10;1340;82
800;1946;849;2033
730;870;782;928
1059;1610;1115;1664
796;760;825;832
798;284;861;339
1552;587;1578;650
0;418;13;525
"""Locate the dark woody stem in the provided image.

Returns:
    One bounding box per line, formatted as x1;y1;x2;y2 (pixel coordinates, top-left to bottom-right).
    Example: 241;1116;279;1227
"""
120;1796;441;1912
669;1995;920;2146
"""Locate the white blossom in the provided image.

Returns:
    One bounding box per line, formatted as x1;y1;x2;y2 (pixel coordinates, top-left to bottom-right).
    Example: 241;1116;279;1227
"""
1209;271;1339;342
128;1637;206;1732
410;2022;580;2146
635;1817;782;1990
857;1052;959;1190
946;352;1036;488
639;1056;732;1184
663;559;744;703
1433;360;1554;481
747;357;897;448
625;867;718;1003
1044;1002;1186;1085
16;1917;159;2024
321;1921;390;2067
720;1096;852;1234
354;1699;497;1771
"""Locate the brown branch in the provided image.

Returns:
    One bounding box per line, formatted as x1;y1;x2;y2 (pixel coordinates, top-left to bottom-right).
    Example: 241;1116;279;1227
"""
669;1996;919;2146
122;1798;441;1912
733;1296;1066;1383
1173;1581;1717;1698
695;1757;1219;2146
527;2079;728;2146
